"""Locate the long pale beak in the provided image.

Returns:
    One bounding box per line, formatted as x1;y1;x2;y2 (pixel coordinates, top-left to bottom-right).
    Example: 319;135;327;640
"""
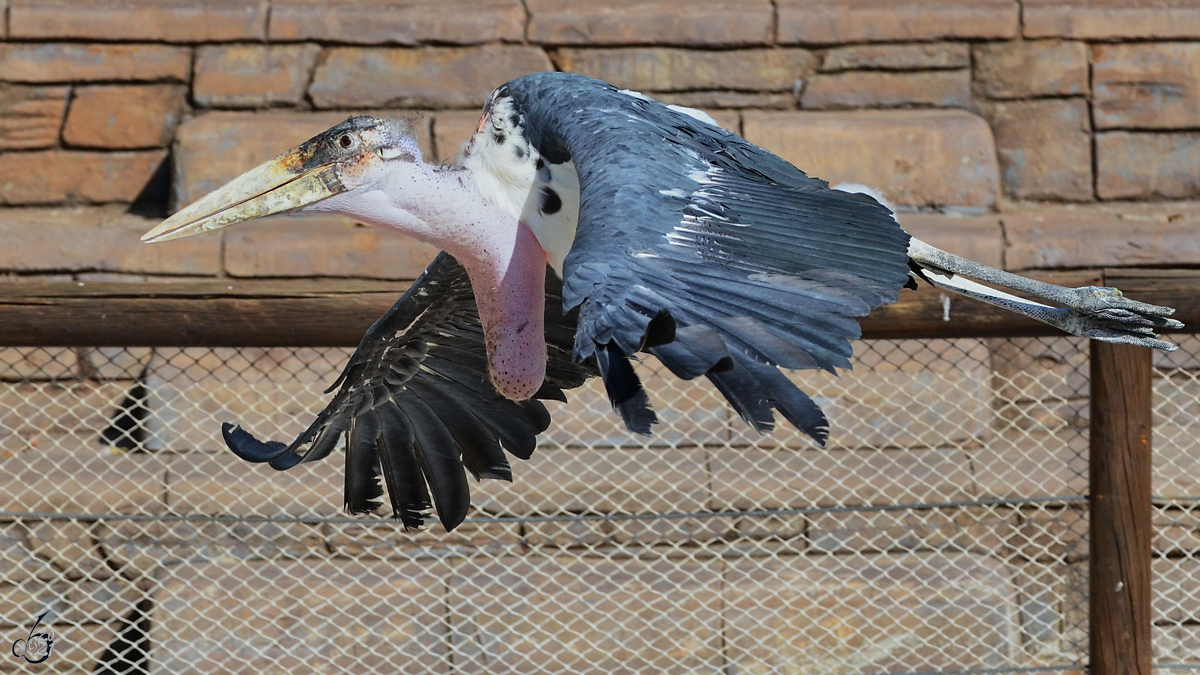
141;151;343;243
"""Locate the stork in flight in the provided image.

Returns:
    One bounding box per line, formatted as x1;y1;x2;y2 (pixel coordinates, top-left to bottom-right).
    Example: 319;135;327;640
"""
142;72;1180;531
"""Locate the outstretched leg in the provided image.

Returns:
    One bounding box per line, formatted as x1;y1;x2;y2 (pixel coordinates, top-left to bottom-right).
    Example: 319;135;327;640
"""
907;238;1182;351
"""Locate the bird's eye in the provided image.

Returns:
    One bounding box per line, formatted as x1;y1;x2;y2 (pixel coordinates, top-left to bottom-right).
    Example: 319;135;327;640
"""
338;134;354;149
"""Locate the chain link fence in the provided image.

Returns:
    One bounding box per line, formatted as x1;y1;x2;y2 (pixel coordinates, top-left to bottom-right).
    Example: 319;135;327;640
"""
0;335;1192;674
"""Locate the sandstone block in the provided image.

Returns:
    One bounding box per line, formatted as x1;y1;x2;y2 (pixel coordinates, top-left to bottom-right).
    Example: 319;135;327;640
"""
0;208;220;274
974;40;1089;99
0;84;67;150
743;109;999;209
310;46;553;109
0;346;78;381
808;506;1013;554
150;559;450;674
0;382;133;447
1024;0;1200;39
801;69;970;109
327;519;522;559
448;556;723;673
990;336;1088;404
62;578;141;624
1154;416;1200;499
194;44;321;109
433;109;486;162
728;338;993;451
894;213;1003;269
724;552;1020;673
1097;131;1200;200
0;523;60;584
779;0;1019;44
554;48;813;92
1094;43;1200;130
528;0;772;46
1004;205;1200;269
63;85;187;150
1012;562;1087;661
973;429;1088;499
710;446;976;511
1016;506;1089;562
1154;556;1200;622
820;42;969;72
270;0;524;44
473;446;711;517
172;111;432;208
0;449;167;514
98;519;325;577
224;216;439;279
0;43;190;83
0;150;166;204
169;452;346;519
984;99;1092;201
1155;507;1200;555
9;0;267;41
522;514;728;549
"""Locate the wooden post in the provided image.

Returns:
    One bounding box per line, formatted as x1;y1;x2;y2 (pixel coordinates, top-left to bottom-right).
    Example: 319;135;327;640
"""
1090;341;1153;675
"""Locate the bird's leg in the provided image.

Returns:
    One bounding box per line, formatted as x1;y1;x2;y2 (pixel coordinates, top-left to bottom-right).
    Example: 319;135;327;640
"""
907;237;1182;351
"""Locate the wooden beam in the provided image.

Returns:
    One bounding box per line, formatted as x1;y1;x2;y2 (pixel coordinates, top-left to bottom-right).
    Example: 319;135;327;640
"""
1089;341;1153;675
0;271;1197;346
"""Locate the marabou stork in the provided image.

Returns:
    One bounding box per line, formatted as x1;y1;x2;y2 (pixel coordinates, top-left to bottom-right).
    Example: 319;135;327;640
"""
142;72;1180;531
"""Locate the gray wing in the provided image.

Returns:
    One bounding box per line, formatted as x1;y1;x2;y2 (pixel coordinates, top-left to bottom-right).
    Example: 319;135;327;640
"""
222;252;593;531
497;73;912;443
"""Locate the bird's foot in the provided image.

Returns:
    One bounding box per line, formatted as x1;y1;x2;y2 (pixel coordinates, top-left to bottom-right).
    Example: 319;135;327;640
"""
1057;286;1182;351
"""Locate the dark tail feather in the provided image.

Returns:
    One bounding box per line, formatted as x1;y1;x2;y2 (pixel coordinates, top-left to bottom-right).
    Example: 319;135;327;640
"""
396;394;472;530
595;341;656;435
649;324;733;380
344;411;384;514
376;403;433;530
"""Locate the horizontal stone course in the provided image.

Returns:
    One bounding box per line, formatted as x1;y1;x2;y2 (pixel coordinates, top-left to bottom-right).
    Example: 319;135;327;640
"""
1004;202;1200;269
310;46;553;109
193;44;322;109
742;109;1000;209
820;42;969;72
9;0;268;42
151;558;450;674
1093;42;1200;130
724;552;1021;673
974;40;1089;99
0;207;219;274
528;0;772;46
270;0;525;45
63;85;188;150
555;48;814;92
1097;131;1200;199
1023;0;1200;39
779;0;1019;44
0;43;191;83
801;69;970;109
0;150;166;205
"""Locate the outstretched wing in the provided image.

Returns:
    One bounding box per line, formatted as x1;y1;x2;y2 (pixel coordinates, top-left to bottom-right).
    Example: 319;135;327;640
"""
222;252;594;531
493;73;912;443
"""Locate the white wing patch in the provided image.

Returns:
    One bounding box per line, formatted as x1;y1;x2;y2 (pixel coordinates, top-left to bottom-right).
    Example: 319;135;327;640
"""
618;88;720;127
461;95;580;274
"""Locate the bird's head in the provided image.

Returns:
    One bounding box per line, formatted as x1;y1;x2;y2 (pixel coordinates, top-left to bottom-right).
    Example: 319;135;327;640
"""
141;116;423;243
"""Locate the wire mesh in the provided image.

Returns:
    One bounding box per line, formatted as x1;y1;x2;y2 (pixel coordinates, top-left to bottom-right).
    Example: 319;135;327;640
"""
0;338;1099;674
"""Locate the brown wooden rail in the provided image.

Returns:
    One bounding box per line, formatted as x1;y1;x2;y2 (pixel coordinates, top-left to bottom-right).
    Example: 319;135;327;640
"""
1;269;1197;347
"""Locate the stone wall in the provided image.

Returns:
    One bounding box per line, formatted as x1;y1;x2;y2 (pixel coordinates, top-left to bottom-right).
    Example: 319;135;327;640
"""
2;1;1200;673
